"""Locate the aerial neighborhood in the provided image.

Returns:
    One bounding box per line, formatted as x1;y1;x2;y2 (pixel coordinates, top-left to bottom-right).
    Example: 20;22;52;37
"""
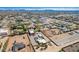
0;8;79;52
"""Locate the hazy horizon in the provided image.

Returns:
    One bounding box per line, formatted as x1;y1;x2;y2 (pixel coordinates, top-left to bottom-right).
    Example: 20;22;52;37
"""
0;7;79;11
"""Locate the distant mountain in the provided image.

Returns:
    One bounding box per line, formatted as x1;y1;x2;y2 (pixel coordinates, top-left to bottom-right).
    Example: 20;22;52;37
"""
0;7;79;12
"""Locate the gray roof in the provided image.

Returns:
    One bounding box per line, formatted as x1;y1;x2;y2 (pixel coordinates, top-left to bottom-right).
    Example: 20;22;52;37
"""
12;42;25;52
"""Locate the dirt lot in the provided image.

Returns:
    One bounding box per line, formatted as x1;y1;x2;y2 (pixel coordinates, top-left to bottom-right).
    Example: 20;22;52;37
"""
6;34;34;52
41;29;79;47
61;42;79;52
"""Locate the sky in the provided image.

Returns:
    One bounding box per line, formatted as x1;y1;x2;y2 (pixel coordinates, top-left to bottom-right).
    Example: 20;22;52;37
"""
0;0;79;7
